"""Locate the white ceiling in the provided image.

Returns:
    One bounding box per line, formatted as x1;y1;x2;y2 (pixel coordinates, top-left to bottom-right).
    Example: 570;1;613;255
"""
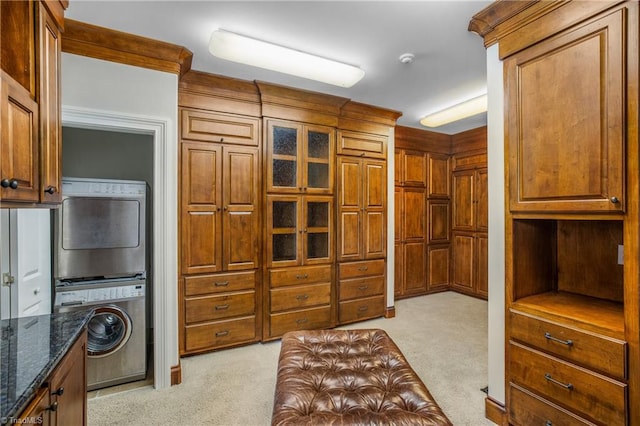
65;1;492;134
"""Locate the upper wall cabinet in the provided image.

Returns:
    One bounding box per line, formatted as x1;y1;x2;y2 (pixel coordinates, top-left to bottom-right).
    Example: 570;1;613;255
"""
1;0;66;205
266;120;334;194
506;8;625;213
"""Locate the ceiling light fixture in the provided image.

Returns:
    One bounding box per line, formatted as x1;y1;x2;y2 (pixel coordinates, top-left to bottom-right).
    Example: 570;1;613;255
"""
420;94;488;128
208;29;365;88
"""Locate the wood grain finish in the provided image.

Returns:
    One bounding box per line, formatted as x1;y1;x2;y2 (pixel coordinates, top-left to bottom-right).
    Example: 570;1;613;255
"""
185;317;256;352
338;295;385;324
338;276;384;301
337;130;387;159
269;306;332;337
509;384;597;426
270;282;331;313
338;259;384;279
181;109;259;146
269;265;332;288
427;153;451;198
184;271;255;297
185;291;255;324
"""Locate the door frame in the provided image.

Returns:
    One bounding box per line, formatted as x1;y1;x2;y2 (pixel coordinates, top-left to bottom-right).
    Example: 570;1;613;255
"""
62;106;177;390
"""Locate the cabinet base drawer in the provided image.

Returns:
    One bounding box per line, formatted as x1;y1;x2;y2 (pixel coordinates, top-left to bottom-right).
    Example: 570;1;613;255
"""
509;383;597;426
185;291;255;323
270;265;332;288
509;342;626;425
339;259;385;279
184;271;256;296
185;317;256;352
339;295;385;324
270;282;331;313
339;276;384;301
269;306;332;337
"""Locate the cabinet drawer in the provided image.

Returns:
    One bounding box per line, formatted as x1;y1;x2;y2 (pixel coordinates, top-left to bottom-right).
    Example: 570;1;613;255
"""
185;316;256;352
181;109;259;146
510;310;626;379
269;306;332;337
185;291;255;323
337;130;386;159
509;383;597;426
270;265;332;288
339;276;384;301
509;342;626;425
270;282;331;313
184;271;256;296
339;295;385;324
338;259;385;279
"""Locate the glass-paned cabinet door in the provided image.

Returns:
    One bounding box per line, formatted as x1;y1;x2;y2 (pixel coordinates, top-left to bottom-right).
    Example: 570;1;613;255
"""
303;196;333;264
268;121;301;192
304;125;334;194
268;196;299;267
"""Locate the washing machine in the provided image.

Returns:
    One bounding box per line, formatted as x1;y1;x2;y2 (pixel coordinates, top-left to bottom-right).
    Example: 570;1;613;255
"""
54;277;147;391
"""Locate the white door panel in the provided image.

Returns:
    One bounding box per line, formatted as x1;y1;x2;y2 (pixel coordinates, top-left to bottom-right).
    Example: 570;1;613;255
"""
0;210;11;320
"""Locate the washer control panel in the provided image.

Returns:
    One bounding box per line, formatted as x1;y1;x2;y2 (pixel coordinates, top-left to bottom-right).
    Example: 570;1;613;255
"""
55;284;145;307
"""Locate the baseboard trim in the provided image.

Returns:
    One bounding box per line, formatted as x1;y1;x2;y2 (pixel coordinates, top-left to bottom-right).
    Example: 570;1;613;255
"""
171;362;182;386
485;396;507;425
384;306;396;318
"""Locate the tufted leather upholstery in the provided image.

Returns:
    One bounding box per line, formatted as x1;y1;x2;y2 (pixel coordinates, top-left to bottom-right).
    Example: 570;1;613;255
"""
272;329;453;425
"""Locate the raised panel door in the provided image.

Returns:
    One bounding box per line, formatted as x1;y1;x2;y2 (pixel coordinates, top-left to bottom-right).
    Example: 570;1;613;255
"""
476;234;488;299
428;245;450;291
223;146;259;270
506;10;624;212
363;159;386;259
1;73;39;203
428;153;451;198
394;187;402;242
38;3;61;203
402;150;426;187
451;233;474;292
1;1;36;95
303;195;333;265
181;142;222;274
337;157;362;261
267;120;301;193
394;150;402;185
304;125;334;194
428;200;450;244
476;168;488;232
267;195;299;268
452;170;474;231
403;241;427;294
402;187;425;240
394;242;403;297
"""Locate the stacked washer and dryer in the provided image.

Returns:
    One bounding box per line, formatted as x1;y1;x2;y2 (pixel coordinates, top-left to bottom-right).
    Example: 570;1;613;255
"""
53;177;148;391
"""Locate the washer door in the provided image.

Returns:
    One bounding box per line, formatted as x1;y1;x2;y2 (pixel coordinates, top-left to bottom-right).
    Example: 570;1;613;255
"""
87;305;132;358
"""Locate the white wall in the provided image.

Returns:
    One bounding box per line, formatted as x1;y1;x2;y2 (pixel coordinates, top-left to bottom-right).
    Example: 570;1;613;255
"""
61;53;178;389
486;43;505;404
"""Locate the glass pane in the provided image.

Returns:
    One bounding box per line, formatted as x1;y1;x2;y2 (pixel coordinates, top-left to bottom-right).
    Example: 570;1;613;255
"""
273;201;297;228
273;159;297;187
273;233;297;261
273;126;297;156
307;163;329;189
307;233;329;259
307;202;328;228
307;131;329;159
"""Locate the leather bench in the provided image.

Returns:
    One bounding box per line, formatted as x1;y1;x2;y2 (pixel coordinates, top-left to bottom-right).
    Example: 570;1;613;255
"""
272;329;453;425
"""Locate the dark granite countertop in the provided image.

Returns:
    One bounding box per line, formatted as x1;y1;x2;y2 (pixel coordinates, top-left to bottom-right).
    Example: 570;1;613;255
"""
0;309;93;424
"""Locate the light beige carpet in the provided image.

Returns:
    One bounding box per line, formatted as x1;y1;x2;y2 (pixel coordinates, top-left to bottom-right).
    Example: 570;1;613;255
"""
88;291;494;425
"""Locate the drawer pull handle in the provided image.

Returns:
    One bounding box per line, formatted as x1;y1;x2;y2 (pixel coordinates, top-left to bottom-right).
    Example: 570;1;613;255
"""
358;266;369;271
358;285;369;291
545;421;552;426
358;306;369;312
215;330;229;337
215;304;230;310
544;373;573;390
296;294;309;301
295;274;308;280
296;318;308;325
544;332;573;347
214;281;229;287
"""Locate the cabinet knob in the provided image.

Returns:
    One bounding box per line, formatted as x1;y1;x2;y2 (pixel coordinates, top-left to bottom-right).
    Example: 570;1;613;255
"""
1;179;18;189
47;401;59;412
610;196;619;204
52;386;64;396
44;186;56;194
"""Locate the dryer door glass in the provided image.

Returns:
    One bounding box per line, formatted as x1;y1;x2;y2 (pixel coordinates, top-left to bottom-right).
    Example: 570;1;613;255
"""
87;305;132;358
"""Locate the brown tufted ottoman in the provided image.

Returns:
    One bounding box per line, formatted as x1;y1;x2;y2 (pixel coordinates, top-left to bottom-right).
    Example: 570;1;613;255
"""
271;329;453;425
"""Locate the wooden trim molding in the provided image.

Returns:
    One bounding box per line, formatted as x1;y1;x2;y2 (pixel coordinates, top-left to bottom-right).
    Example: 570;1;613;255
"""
468;0;540;45
485;396;508;425
171;362;182;386
395;125;452;154
62;19;193;77
384;306;396;319
451;126;487;154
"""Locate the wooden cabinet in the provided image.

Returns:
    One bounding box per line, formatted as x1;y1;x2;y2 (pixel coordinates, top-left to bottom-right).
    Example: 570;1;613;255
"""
179;107;261;355
452;168;487;232
18;330;87;426
0;0;65;205
266;120;334;195
338;259;385;324
337;156;386;262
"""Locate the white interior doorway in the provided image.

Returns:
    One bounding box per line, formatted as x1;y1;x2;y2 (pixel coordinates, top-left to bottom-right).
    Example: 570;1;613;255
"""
62;106;177;390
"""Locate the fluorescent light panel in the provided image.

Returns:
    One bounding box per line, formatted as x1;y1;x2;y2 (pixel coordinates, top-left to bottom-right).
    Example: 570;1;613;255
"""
420;94;488;128
209;29;365;88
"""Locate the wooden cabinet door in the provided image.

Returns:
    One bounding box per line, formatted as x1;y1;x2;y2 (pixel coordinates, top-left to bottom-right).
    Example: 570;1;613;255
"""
303;124;334;194
402;187;425;241
1;72;39;203
49;333;87;426
403;241;427;295
402;150;426;187
394;150;402;185
476;234;488;298
302;195;333;265
475;168;488;232
362;159;386;259
428;153;451;198
181;142;222;274
506;9;624;213
428;245;450;291
266;120;302;193
452;170;474;231
223;146;259;271
394;187;402;242
267;195;300;268
38;2;62;203
394;242;403;297
428;200;450;244
337;157;362;261
451;232;475;292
